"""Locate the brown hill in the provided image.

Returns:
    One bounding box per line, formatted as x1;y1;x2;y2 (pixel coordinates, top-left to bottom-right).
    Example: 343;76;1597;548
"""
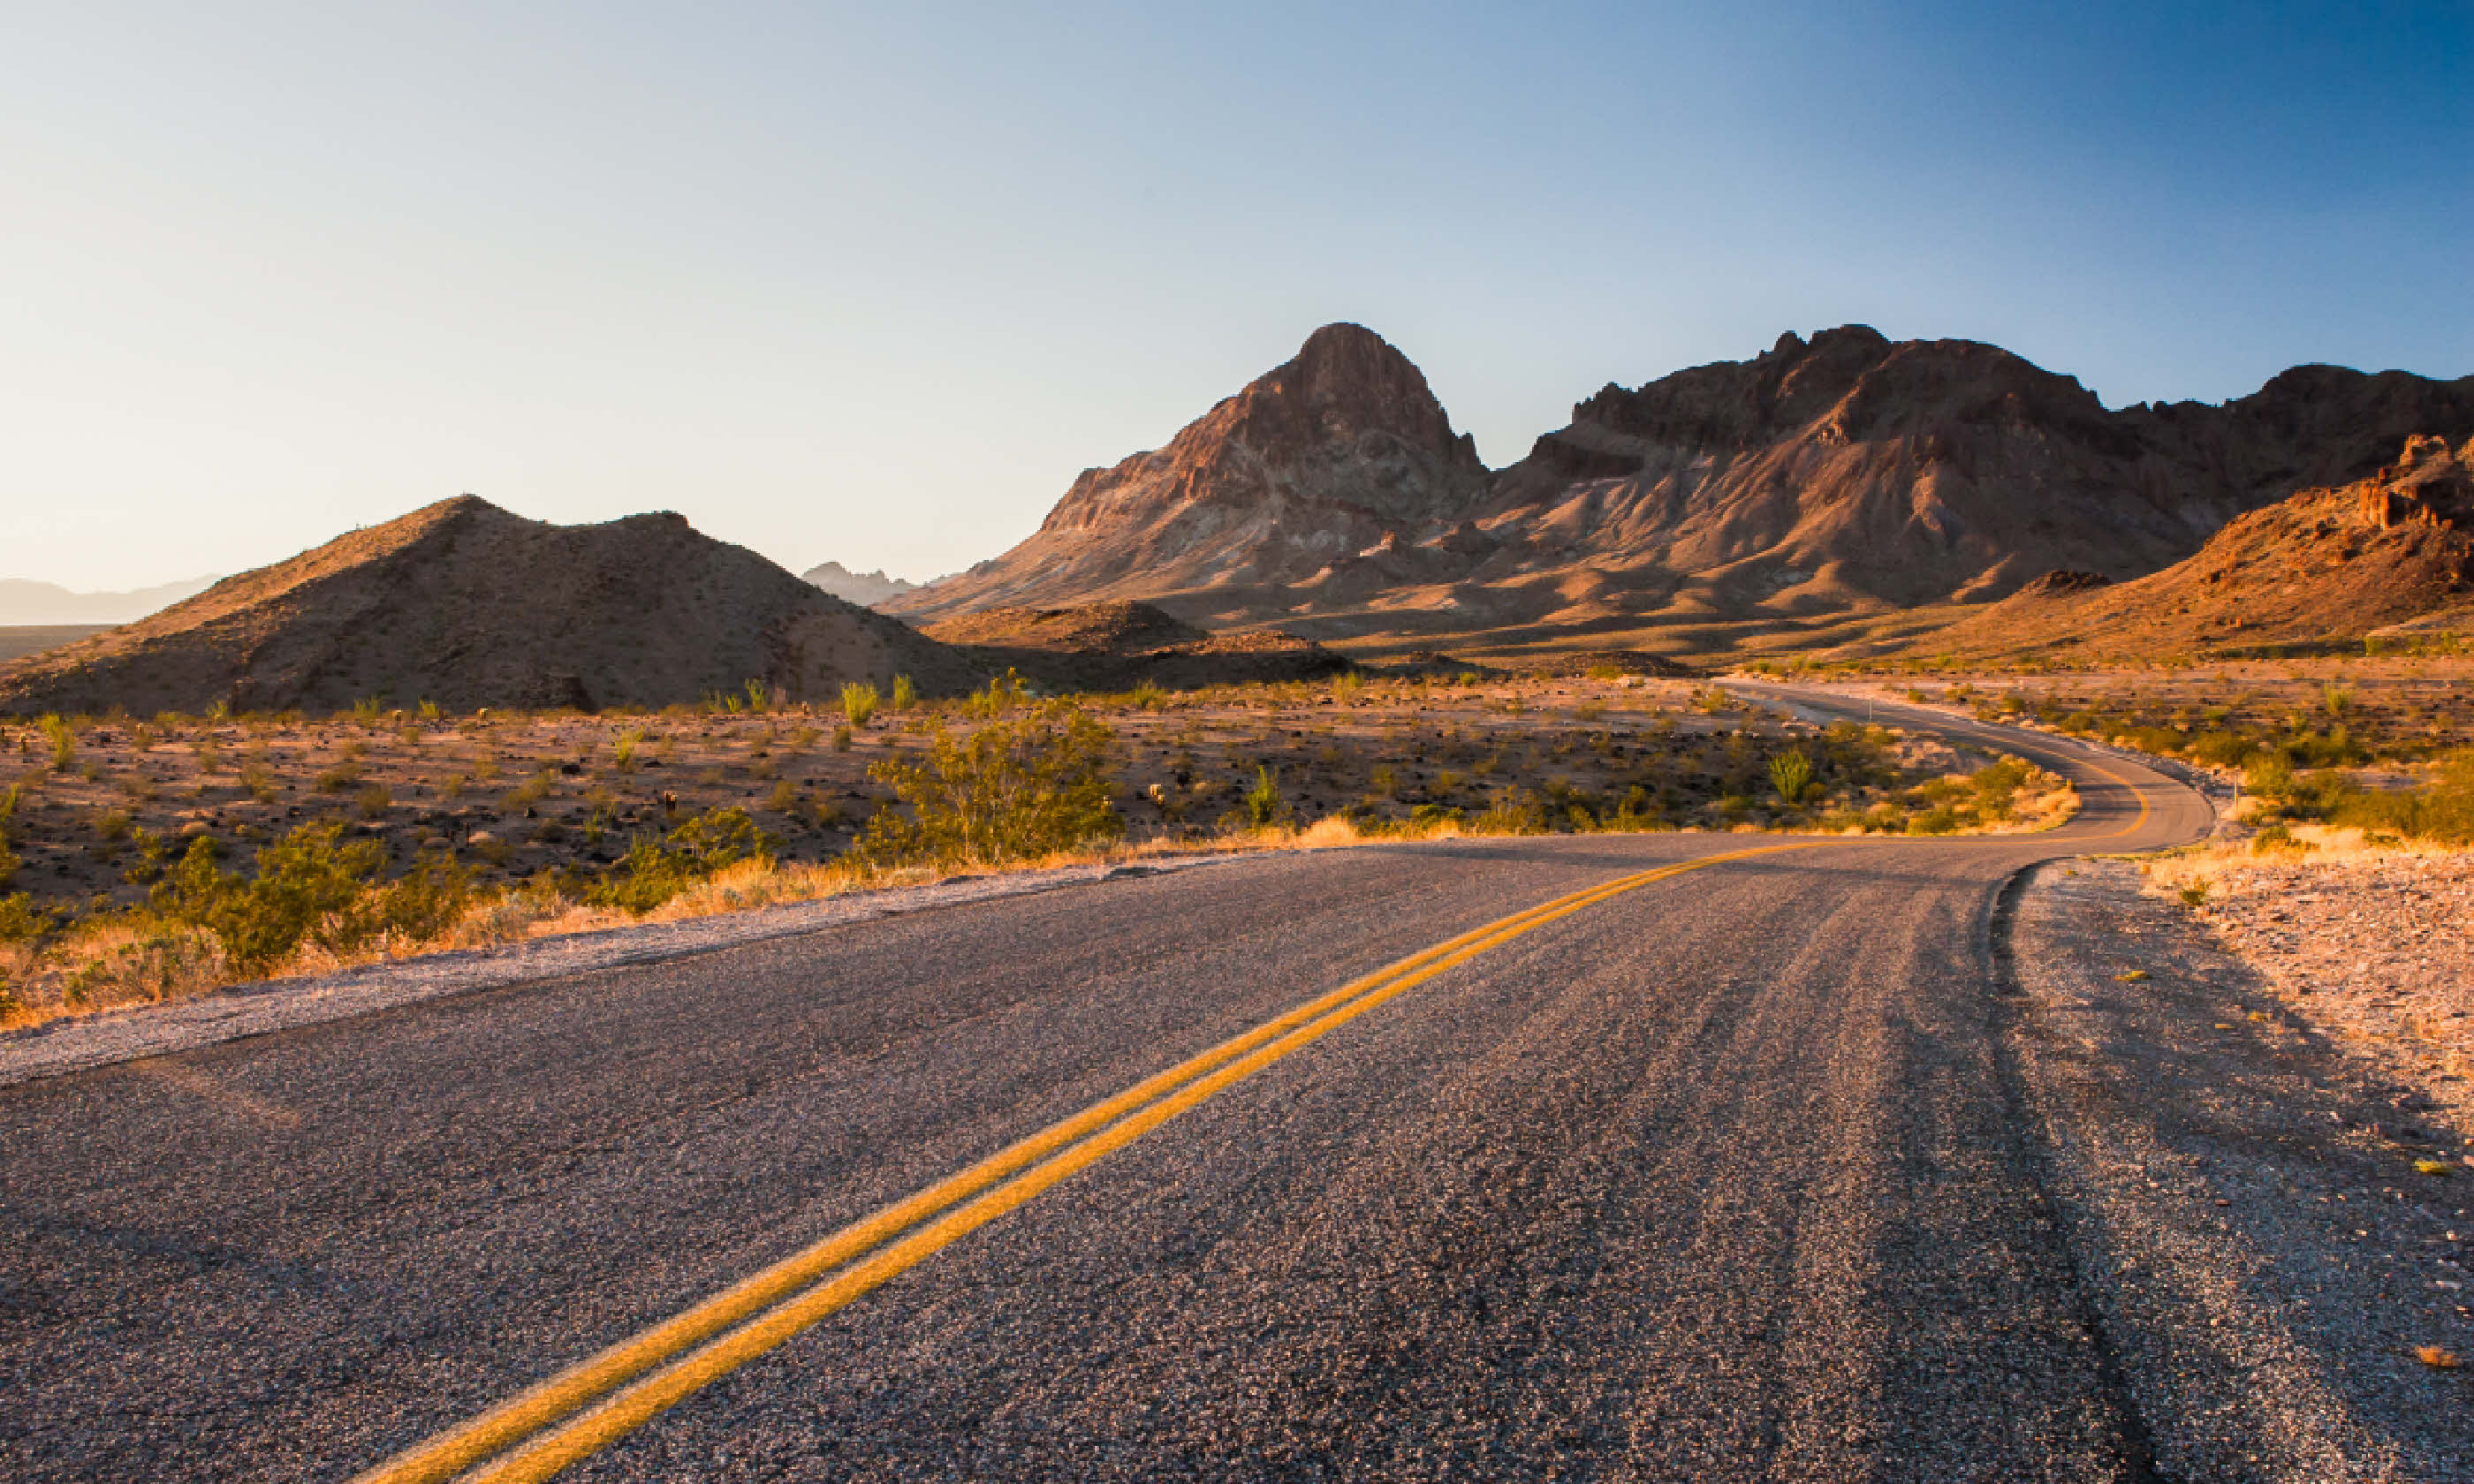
889;324;2474;661
920;601;1347;693
1916;435;2474;660
0;496;980;716
883;323;1491;622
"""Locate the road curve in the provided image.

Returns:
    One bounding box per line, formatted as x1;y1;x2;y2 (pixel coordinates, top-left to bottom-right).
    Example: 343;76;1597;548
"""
0;701;2210;1481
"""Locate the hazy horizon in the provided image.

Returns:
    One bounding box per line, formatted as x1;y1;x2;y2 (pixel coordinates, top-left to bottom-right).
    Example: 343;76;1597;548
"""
9;2;2468;591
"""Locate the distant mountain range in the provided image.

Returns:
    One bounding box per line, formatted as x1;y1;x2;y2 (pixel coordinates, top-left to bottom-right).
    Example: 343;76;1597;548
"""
0;575;220;626
801;561;919;608
885;323;2474;659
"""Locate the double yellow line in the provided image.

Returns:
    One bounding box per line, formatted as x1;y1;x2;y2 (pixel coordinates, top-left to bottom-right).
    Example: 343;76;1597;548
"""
351;841;1821;1484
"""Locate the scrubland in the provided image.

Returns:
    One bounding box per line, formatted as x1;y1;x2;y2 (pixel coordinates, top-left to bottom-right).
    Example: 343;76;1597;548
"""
0;671;2065;1029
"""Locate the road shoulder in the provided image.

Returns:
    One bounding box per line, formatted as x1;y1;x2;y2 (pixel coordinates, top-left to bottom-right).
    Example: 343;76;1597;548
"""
0;854;1228;1088
2003;858;2474;1481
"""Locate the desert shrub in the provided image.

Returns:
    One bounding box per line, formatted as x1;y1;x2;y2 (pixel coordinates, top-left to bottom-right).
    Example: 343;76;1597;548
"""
1244;766;1285;828
1768;750;1813;805
857;701;1119;867
355;784;392;820
1332;671;1364;706
746;678;771;714
315;759;365;793
841;681;880;728
1471;787;1550;835
2187;731;2255;768
613;727;645;771
2244;753;2296;803
2318;749;2474;845
501;772;554;812
584;806;774;915
1969;757;2031;821
965;670;1031;719
767;780;800;814
1129;680;1165;711
1907;805;1962;835
151;823;391;973
39;716;74;771
0;893;54;943
892;674;919;712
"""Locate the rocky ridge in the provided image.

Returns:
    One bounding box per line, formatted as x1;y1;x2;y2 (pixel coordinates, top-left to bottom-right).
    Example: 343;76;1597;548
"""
1920;435;2474;658
0;496;980;716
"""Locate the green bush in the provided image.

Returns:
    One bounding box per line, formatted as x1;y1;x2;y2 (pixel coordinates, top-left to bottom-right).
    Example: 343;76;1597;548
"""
858;701;1119;867
841;681;880;728
1768;750;1813;805
152;823;388;973
39;715;74;771
1471;787;1550;835
2318;750;2474;845
1244;766;1284;829
891;674;918;712
586;806;775;915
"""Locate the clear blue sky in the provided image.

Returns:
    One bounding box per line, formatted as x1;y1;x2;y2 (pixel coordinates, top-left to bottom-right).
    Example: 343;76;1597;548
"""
6;2;2468;591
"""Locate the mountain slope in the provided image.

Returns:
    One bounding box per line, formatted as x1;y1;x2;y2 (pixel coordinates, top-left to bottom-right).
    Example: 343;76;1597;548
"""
884;323;1490;623
0;497;978;716
1916;435;2474;659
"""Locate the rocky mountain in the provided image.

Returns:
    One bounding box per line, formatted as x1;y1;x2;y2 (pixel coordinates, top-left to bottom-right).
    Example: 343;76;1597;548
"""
889;323;2474;659
0;574;219;626
883;323;1491;624
1917;435;2474;660
0;496;979;716
802;560;919;608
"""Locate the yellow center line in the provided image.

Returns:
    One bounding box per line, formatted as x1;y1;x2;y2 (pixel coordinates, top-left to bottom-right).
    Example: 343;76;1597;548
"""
355;753;2167;1484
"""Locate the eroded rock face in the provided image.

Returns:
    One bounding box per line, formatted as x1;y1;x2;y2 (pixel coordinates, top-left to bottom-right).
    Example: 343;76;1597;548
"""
884;324;1491;621
1924;436;2474;658
2356;435;2473;530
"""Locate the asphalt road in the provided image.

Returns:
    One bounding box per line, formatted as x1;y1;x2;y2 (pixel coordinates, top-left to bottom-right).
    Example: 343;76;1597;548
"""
0;693;2213;1481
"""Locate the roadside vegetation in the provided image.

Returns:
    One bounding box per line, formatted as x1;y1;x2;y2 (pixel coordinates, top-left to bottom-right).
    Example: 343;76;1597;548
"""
0;673;2068;1030
1888;671;2474;848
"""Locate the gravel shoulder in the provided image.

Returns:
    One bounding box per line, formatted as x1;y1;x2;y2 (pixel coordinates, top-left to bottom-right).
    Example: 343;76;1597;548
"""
2007;858;2474;1482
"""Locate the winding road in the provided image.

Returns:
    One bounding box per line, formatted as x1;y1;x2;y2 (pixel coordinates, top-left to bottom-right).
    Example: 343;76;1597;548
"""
0;693;2214;1480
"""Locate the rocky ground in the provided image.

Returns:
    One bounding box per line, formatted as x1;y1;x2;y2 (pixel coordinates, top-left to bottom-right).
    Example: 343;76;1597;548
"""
2010;859;2474;1480
2143;835;2474;1136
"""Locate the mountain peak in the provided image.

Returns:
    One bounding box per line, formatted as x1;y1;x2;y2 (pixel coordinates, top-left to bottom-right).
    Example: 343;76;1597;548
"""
883;323;1491;619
